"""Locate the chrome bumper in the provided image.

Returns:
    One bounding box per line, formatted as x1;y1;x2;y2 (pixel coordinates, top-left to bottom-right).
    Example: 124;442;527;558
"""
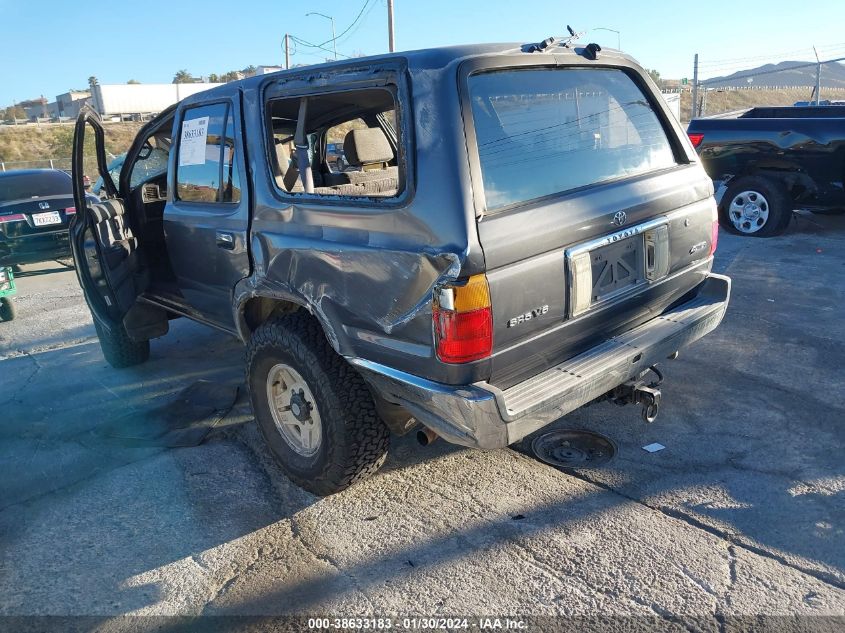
350;274;731;449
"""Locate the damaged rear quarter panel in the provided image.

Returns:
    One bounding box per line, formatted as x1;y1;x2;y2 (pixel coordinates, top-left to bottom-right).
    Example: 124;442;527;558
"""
233;56;490;384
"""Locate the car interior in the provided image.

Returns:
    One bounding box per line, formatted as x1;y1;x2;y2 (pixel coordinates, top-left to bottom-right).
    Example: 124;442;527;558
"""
79;86;405;328
267;87;403;198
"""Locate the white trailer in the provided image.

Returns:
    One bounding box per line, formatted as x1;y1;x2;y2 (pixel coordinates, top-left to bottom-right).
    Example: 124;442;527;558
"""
91;83;223;118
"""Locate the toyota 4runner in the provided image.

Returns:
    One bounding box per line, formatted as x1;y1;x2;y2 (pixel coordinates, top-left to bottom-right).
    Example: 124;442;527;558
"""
70;39;730;495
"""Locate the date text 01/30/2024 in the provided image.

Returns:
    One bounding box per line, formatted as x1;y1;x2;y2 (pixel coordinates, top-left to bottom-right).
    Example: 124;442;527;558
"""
307;617;528;630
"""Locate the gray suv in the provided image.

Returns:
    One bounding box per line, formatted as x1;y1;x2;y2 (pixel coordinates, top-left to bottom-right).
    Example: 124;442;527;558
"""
70;40;730;495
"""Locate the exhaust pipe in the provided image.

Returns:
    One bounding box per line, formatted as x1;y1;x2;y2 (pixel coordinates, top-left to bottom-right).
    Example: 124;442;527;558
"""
417;426;439;446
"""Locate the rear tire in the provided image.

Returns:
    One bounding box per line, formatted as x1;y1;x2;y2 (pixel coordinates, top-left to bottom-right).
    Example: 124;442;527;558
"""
719;175;792;237
0;298;15;322
246;313;389;496
94;319;150;368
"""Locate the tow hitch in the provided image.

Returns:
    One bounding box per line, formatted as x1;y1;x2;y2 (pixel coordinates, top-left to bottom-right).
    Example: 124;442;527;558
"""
611;366;663;423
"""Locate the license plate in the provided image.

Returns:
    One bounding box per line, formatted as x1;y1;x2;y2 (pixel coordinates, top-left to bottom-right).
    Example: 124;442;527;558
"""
32;211;62;227
589;236;645;303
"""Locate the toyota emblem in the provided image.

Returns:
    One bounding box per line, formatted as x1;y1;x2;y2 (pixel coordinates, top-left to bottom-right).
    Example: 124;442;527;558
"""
612;211;627;226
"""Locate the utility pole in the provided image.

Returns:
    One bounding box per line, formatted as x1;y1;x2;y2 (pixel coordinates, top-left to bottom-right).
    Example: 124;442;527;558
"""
691;53;699;119
285;33;290;69
813;46;821;105
387;0;395;52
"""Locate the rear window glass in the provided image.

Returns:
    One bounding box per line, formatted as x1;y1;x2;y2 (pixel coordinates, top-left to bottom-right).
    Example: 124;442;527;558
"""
0;171;71;202
468;68;677;210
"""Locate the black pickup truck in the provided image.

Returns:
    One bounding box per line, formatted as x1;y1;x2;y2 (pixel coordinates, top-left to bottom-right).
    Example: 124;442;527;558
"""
687;106;845;236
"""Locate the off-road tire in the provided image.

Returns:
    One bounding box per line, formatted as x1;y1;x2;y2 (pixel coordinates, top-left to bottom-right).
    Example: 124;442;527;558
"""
246;313;389;496
0;298;15;322
719;175;792;237
94;319;150;368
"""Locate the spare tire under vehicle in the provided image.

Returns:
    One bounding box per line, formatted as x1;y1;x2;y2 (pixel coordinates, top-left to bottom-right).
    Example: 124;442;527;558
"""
719;175;792;237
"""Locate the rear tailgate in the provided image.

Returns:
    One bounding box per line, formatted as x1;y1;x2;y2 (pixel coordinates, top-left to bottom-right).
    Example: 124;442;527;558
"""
464;64;716;389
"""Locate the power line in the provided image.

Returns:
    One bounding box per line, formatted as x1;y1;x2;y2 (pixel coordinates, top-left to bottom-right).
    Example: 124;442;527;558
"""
699;56;845;86
289;35;352;59
698;48;845;72
317;0;375;48
334;0;380;46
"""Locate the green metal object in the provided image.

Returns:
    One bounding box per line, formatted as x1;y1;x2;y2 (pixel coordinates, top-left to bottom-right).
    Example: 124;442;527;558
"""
0;266;16;299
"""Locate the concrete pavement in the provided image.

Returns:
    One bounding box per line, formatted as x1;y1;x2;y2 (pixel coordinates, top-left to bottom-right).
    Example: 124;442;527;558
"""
0;213;843;629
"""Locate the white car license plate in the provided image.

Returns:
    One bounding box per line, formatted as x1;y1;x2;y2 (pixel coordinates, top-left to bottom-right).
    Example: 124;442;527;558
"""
32;211;62;227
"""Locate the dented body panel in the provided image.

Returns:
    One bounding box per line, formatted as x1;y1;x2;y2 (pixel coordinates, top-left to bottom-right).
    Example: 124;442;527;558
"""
688;106;845;210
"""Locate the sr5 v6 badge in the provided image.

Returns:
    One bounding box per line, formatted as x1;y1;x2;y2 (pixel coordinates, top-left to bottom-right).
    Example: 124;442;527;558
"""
507;305;549;328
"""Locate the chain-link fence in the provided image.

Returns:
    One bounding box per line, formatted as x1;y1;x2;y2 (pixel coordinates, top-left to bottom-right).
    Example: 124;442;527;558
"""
0;157;107;182
1;158;73;172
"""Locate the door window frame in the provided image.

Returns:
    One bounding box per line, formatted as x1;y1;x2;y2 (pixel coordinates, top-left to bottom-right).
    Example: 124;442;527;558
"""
171;97;245;212
260;63;415;210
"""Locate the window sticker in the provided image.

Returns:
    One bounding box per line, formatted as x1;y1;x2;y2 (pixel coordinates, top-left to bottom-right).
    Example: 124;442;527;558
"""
179;116;209;167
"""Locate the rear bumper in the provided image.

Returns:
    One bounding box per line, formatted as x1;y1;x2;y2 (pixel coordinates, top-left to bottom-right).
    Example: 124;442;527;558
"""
0;231;70;267
351;273;731;449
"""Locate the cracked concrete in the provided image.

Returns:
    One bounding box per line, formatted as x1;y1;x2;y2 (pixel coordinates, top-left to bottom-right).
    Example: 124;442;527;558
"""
1;214;844;628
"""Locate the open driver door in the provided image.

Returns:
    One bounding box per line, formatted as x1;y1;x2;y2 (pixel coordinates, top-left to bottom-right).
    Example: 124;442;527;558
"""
69;107;166;367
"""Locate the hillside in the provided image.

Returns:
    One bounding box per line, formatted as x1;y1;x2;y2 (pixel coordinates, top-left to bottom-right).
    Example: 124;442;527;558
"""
704;60;845;88
0;123;142;172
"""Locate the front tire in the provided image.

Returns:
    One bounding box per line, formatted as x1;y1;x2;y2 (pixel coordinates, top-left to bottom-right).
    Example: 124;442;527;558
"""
94;319;150;368
0;298;15;322
719;176;792;237
246;313;389;496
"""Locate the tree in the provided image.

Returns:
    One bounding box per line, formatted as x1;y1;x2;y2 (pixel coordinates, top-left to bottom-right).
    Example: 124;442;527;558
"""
243;65;257;77
88;76;98;89
208;73;219;83
1;105;27;121
127;79;140;84
647;68;666;89
172;69;194;84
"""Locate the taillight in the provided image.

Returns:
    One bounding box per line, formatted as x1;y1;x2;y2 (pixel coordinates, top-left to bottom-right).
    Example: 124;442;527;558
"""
65;207;76;215
709;220;719;257
688;132;704;149
433;274;493;363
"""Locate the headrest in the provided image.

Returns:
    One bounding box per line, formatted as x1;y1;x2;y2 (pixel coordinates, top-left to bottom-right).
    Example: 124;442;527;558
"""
275;141;291;172
343;128;393;166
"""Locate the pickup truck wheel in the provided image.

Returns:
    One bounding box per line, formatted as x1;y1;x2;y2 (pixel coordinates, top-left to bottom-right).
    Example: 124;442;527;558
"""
93;319;150;368
246;314;389;496
0;298;15;322
720;176;792;237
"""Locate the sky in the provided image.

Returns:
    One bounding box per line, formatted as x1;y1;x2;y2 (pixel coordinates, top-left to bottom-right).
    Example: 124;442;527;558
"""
2;0;845;105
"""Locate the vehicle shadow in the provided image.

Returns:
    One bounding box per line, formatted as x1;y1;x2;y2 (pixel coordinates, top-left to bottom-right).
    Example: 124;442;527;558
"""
3;216;844;616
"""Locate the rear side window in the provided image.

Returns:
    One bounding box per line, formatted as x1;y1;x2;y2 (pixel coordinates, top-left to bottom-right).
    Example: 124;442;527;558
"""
266;87;403;199
176;102;241;204
468;68;677;210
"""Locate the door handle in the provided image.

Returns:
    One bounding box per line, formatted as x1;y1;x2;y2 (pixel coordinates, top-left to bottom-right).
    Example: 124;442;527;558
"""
216;231;235;250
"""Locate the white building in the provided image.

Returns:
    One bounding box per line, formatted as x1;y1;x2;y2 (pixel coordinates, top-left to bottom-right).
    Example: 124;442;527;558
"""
256;66;285;75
